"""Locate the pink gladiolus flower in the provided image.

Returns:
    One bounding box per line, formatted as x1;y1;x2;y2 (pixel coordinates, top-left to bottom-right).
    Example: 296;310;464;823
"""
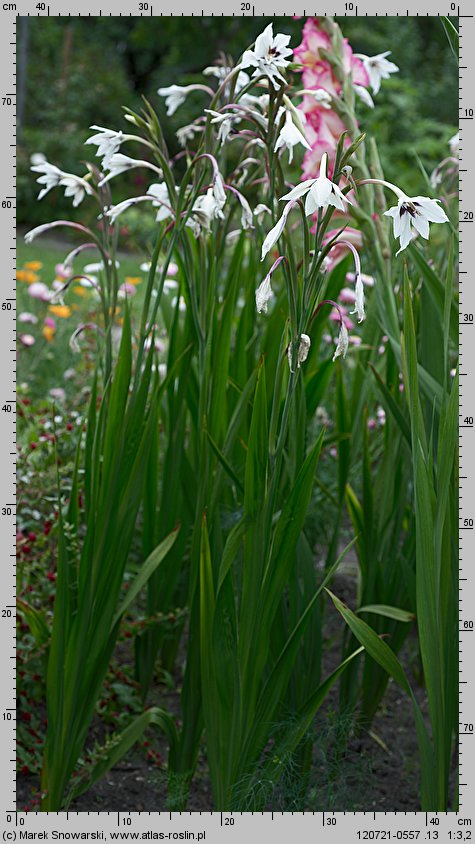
44;316;56;329
294;18;369;175
301;109;348;179
322;228;363;271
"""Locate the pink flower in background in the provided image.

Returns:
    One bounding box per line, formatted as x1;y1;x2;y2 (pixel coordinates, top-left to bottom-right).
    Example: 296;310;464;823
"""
339;287;357;305
322;227;362;270
28;282;50;301
19;312;39;325
301;108;348;179
295;18;370;175
19;334;36;347
44;316;56;329
329;306;353;331
118;281;137;299
55;263;72;280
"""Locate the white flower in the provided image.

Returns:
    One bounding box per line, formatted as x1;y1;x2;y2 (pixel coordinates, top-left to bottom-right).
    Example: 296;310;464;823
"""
213;170;227;211
232;190;254;230
355;51;399;95
24;222;65;244
203;65;230;81
288;333;311;371
280;153;349;216
328;238;365;323
98;153;161;186
83;262;105;274
31;160;93;206
147;182;174;222
85;125;124;169
256;255;285;313
274;109;311;163
350;272;365;323
240;23;293;90
449;131;459;156
30;152;46;166
205;109;238;145
333;321;349;362
384;195;449;255
256;273;273;314
354;84;374;108
105;197;143;224
105;183;173;225
300;88;332;109
226;230;242;245
157;84;198;116
31;161;63;198
261;201;296;261
254;203;272;223
60;174;93;207
190;188;225;233
176;123;202;147
297;333;311;366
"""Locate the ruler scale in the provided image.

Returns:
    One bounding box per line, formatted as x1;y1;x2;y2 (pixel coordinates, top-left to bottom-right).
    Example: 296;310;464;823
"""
2;2;471;838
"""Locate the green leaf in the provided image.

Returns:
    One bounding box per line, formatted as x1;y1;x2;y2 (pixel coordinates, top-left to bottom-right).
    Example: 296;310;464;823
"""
357;604;416;623
441;16;459;60
326;588;436;808
17;599;50;648
369;364;411;446
244;360;268;518
64;707;178;806
113;528;180;628
409;245;458;345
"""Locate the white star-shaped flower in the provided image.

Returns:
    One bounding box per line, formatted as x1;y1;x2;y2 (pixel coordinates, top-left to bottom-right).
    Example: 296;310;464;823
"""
355;51;399;95
31;160;93;207
280;153;350;216
384;195;449;255
85;125;124;169
157;84;195;116
240;23;293;90
274;109;311;163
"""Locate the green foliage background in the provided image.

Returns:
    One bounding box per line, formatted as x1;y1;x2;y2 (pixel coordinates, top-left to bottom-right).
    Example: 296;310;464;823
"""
18;16;458;226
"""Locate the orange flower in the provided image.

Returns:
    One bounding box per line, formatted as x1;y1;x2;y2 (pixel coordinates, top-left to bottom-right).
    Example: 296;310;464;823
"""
42;326;55;343
17;270;40;284
73;286;88;297
49;305;72;318
125;276;142;286
24;261;43;271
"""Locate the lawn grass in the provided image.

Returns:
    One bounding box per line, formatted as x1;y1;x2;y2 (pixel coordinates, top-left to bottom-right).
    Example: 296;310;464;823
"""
17;238;152;401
